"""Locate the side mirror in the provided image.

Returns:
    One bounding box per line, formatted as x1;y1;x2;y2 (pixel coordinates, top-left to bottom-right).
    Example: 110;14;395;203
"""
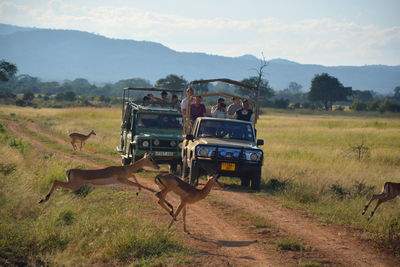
256;139;264;146
186;134;194;141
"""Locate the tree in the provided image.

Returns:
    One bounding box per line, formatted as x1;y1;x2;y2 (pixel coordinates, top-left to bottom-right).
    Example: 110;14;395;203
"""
192;79;209;94
236;76;274;106
0;60;17;82
155;74;187;90
284;82;303;94
352;90;373;102
23;91;35;101
55;91;76;101
308;73;352;110
393;86;400;101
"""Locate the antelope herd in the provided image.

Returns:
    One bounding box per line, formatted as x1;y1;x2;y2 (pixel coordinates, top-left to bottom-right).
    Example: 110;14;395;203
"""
39;130;398;233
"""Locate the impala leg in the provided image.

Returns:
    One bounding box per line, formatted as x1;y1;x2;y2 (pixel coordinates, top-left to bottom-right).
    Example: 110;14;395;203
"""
362;195;378;215
182;206;190;234
168;202;186;229
39;180;81;203
71;141;77;150
79;141;83;151
130;174;141;195
118;178;142;195
368;194;397;220
368;199;383;220
155;190;174;216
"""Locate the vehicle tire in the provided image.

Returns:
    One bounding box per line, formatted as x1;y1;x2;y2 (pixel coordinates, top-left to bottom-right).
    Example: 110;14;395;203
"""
241;176;251;187
189;162;200;186
169;162;178;174
250;170;261;191
121;157;132;166
182;157;190;182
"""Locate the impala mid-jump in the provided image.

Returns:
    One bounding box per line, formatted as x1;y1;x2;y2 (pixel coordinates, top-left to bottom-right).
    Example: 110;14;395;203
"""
362;181;400;220
69;130;96;151
39;153;160;204
154;172;223;233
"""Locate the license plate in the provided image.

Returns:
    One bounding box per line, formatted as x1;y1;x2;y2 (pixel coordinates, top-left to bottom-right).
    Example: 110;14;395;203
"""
221;162;236;171
154;151;174;156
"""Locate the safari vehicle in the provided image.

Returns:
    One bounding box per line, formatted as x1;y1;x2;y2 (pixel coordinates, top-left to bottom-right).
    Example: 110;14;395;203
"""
117;87;183;172
181;79;264;190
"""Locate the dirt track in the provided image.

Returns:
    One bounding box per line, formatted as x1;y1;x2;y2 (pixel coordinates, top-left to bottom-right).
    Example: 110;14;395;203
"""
4;119;400;266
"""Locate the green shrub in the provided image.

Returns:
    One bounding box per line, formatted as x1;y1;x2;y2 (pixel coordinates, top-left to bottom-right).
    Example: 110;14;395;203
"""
275;238;304;251
0;163;17;175
300;262;321;267
73;184;93;197
263;178;289;194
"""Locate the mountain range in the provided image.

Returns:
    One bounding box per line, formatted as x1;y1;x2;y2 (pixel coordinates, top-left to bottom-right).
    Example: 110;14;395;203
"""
1;23;399;94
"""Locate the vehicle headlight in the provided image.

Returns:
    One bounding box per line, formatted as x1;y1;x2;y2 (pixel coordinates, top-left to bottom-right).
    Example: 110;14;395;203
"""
198;147;209;157
142;140;149;147
250;152;259;161
244;150;263;161
153;139;160;146
178;142;183;148
170;140;177;147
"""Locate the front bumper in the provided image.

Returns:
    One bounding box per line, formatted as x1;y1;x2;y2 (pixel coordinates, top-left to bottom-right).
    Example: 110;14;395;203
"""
194;159;262;177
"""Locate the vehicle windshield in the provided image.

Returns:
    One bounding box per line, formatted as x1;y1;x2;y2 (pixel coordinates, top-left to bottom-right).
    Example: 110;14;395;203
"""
197;120;255;141
137;114;182;129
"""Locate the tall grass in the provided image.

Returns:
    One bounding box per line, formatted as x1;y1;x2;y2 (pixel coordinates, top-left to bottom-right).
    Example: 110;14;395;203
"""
0;122;187;266
257;111;400;251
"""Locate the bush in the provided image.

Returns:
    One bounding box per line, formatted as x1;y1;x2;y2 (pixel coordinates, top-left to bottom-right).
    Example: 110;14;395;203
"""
55;91;76;101
379;99;400;113
263;178;289;194
350;101;367;111
275;238;304;251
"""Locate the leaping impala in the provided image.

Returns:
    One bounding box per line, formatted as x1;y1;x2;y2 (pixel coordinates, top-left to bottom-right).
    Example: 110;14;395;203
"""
154;173;223;233
39;153;160;204
69;130;96;151
362;181;400;220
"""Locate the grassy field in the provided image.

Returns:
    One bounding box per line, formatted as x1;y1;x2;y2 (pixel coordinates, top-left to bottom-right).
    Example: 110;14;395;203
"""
257;109;400;252
1;105;400;264
0;107;189;266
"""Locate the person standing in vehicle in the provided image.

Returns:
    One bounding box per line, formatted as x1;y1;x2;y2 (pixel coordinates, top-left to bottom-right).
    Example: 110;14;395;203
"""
227;97;242;118
181;87;194;115
190;96;206;122
234;99;255;123
211;102;227;118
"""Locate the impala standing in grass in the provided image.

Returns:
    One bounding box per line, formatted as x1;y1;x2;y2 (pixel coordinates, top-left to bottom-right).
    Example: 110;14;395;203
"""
39;153;160;203
69;130;96;151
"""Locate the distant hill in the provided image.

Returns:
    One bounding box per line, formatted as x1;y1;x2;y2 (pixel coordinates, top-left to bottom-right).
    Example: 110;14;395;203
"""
1;23;399;94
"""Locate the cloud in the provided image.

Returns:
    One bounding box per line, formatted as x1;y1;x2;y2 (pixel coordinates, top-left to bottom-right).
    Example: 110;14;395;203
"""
1;1;399;65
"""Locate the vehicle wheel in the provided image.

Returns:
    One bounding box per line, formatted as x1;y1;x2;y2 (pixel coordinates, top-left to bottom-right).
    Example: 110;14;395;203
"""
241;176;251;187
182;157;190;182
189;162;200;186
169;162;178;174
121;157;131;166
250;170;261;191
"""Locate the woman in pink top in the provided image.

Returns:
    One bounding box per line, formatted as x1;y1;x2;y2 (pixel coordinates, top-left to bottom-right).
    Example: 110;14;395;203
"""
190;96;206;121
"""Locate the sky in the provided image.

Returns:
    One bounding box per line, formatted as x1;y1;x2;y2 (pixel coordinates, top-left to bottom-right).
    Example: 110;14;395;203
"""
1;0;399;66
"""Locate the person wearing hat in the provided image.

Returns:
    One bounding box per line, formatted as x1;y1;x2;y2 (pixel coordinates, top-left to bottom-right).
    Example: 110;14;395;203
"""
234;99;255;123
227;97;242;119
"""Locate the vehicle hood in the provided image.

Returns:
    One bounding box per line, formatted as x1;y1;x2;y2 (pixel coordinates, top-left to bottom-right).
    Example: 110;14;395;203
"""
135;133;183;140
196;138;259;150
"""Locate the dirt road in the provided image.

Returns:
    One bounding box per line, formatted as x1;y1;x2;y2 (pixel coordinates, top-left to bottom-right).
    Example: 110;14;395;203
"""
4;119;399;266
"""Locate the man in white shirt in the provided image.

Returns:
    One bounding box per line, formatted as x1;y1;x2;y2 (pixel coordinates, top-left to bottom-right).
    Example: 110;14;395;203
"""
181;87;194;115
227;97;242;118
211;102;227;118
